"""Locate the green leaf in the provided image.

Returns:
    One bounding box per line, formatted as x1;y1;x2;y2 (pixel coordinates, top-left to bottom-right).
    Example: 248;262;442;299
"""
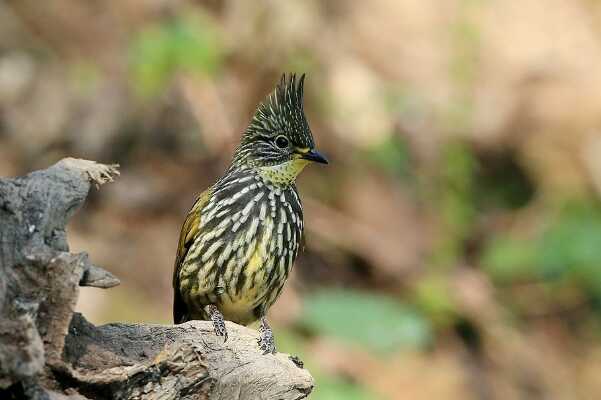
482;236;538;282
302;289;431;353
413;275;457;327
482;200;601;296
365;136;411;179
129;12;222;96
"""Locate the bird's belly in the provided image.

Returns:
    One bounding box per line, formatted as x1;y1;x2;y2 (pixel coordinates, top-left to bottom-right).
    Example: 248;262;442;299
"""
180;192;300;325
217;249;273;325
217;290;263;325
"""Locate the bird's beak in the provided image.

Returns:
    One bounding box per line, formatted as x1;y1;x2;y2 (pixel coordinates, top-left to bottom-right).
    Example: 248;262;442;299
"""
301;149;329;164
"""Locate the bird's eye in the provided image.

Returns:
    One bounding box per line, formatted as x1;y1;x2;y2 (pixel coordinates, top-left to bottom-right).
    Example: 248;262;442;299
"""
275;135;289;149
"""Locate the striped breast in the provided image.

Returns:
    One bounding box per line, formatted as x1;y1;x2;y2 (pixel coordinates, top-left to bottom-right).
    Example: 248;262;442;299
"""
178;168;303;325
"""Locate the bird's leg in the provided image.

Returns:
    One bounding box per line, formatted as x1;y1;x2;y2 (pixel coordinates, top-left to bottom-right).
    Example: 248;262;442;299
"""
257;316;276;354
204;304;227;342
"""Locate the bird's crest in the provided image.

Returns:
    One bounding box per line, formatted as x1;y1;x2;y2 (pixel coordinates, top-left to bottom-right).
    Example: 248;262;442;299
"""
246;73;314;148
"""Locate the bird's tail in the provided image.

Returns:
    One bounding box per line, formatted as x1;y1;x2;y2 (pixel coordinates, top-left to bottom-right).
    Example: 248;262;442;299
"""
173;287;189;324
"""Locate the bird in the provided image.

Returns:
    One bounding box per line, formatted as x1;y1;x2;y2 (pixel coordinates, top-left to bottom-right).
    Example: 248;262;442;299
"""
172;73;328;354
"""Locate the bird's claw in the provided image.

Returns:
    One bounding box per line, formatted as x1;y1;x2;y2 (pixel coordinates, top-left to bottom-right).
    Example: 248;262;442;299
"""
206;305;228;343
289;355;304;368
258;317;276;354
213;318;228;343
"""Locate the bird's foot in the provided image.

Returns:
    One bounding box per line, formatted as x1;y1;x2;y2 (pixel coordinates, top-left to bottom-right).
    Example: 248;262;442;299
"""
257;317;276;354
289;355;304;368
205;304;228;342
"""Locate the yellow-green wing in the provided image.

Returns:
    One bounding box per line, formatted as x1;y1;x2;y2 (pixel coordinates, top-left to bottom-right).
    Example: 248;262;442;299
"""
172;188;212;323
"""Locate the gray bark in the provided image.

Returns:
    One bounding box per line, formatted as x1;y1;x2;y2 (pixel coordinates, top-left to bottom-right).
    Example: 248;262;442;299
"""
0;158;314;399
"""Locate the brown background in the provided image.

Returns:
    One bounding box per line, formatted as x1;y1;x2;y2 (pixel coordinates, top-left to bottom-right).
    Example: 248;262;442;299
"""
2;1;601;398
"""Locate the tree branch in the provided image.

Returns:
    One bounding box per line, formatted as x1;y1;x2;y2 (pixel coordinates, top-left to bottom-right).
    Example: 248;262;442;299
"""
0;158;314;399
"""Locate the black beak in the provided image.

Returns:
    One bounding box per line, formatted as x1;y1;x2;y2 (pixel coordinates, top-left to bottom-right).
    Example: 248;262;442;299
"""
301;149;329;164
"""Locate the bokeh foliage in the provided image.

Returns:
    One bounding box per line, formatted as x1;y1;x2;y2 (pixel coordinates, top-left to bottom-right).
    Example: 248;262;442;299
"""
3;1;601;398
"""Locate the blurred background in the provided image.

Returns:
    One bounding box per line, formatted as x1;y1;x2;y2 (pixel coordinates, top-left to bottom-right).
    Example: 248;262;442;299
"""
2;0;601;398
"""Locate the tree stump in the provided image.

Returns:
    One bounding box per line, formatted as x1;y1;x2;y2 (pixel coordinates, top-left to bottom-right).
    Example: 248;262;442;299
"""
0;158;314;399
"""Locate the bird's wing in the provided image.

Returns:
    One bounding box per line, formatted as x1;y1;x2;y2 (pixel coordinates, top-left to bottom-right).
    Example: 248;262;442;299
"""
172;188;212;323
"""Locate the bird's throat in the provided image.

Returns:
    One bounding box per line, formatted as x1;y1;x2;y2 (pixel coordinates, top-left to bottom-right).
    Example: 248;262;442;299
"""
257;159;310;186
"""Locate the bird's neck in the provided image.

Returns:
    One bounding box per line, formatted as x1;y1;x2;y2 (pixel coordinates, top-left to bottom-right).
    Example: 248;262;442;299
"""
228;156;309;188
256;159;310;187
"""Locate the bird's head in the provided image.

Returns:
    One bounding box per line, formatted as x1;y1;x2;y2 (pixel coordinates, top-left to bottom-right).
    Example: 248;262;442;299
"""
233;74;328;186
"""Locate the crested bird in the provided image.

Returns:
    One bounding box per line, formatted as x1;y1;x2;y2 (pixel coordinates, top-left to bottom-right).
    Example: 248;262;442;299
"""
173;74;328;353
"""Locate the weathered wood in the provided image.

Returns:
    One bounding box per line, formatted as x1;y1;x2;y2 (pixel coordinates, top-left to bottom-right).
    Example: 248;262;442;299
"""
0;158;314;399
